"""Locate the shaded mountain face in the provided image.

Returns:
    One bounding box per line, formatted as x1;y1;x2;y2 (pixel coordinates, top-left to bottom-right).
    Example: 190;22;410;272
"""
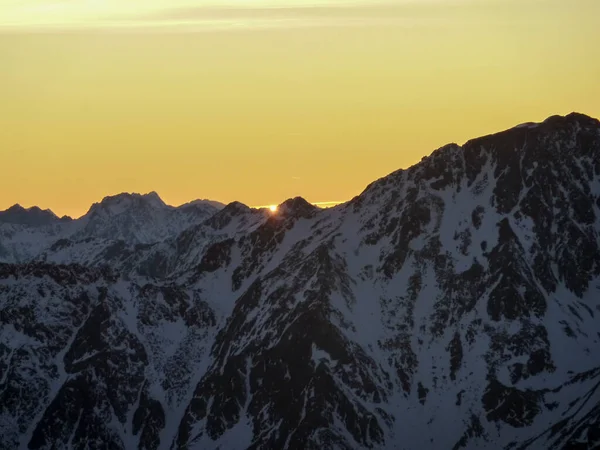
0;204;70;227
1;113;599;450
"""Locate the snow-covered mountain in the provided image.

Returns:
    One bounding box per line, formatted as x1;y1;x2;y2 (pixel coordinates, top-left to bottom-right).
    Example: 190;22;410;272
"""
0;193;225;264
1;112;599;450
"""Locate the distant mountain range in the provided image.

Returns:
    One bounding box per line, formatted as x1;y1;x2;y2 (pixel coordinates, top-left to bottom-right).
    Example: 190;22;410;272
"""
0;204;72;226
0;193;225;263
1;112;599;450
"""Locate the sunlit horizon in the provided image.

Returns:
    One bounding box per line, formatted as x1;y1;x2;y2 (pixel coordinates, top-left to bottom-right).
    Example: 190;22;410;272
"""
1;193;347;219
1;0;599;219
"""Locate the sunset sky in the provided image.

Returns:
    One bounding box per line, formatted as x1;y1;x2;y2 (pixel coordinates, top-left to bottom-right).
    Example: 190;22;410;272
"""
1;0;599;218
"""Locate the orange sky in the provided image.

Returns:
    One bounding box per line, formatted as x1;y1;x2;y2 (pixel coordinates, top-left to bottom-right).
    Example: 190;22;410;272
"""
1;0;599;218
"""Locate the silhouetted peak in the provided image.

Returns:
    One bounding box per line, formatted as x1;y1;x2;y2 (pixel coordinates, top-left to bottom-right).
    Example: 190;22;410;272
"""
0;204;61;226
216;201;250;216
208;201;252;221
455;112;600;161
4;204;55;215
178;199;226;211
467;112;599;146
534;112;599;131
563;112;600;126
278;197;318;218
143;191;164;204
202;201;254;230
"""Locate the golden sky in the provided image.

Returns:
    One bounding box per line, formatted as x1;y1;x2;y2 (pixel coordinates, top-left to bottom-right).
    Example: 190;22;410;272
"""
1;0;599;218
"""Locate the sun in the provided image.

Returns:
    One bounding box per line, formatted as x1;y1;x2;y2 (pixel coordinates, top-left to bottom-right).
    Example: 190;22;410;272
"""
269;205;278;213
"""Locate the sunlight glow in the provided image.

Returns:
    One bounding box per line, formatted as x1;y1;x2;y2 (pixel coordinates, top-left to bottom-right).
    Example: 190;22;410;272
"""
269;205;278;213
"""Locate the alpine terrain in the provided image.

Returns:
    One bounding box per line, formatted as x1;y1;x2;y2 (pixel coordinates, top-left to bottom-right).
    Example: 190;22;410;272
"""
1;112;599;450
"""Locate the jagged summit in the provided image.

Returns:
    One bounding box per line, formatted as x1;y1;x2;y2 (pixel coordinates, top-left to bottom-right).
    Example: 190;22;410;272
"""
99;191;164;204
86;191;168;216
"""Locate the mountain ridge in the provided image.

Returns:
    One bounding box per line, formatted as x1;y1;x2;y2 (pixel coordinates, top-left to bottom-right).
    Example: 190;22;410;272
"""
3;111;598;222
0;191;227;222
0;112;599;450
0;204;72;226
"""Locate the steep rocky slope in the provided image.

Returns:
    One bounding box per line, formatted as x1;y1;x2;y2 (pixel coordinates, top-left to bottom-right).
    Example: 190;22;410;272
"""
1;113;599;449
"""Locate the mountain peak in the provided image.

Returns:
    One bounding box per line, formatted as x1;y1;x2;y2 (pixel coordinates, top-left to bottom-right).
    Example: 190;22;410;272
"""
278;197;319;218
223;201;251;214
468;112;599;146
100;191;165;205
86;191;168;217
178;199;226;211
561;111;598;123
143;190;163;203
0;204;61;226
203;201;255;231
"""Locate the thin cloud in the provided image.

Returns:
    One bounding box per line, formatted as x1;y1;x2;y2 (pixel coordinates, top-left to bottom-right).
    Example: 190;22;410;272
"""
0;0;486;32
